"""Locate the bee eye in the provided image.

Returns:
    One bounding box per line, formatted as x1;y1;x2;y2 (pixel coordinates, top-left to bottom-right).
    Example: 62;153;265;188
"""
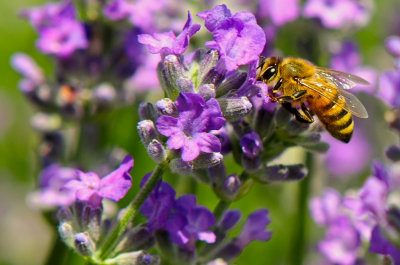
262;66;277;80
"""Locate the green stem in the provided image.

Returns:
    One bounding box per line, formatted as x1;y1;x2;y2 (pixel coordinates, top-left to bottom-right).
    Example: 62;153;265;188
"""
44;232;71;265
213;200;231;221
96;161;168;260
289;152;313;265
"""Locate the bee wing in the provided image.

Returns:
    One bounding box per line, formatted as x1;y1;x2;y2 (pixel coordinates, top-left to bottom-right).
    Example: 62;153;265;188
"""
298;78;369;118
315;67;369;90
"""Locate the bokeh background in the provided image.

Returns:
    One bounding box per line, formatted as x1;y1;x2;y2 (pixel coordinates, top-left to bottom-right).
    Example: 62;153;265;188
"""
0;0;399;264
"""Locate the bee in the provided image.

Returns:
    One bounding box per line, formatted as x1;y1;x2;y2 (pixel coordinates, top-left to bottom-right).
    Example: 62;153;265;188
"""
256;56;368;143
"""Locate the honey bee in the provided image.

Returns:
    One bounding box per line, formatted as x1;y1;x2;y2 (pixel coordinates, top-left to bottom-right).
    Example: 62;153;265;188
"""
256;56;368;143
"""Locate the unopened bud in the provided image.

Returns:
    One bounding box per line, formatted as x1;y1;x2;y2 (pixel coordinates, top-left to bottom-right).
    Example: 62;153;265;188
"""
31;113;62;132
74;232;96;256
58;222;75;248
170;158;193;176
198;84;216;100
158;55;187;100
274;106;291;127
139;102;158;122
221;210;241;231
198;49;219;84
216;71;248;97
93;83;116;104
386;145;400;162
138;120;159;147
218;97;252;121
156;98;177;116
147;140;167;164
254;164;308;183
104;251;160;265
192;152;223;169
115;225;155;253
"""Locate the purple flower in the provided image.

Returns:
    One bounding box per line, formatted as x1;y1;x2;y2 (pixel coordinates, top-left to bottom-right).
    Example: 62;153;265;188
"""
22;0;88;57
386;36;400;58
141;179;216;250
378;69;400;107
125;53;160;92
220;210;241;230
310;188;342;226
236;209;272;248
140;174;176;232
322;129;371;177
198;4;266;72
257;0;300;26
370;225;400;265
104;0;168;32
240;132;263;158
11;53;44;92
165;195;216;249
303;0;372;29
138;11;200;58
330;41;377;93
27;164;78;208
318;215;361;265
63;155;133;207
156;93;226;162
36;20;88;57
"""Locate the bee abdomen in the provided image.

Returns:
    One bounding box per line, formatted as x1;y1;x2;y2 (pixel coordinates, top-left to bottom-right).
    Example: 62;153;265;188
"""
318;107;354;143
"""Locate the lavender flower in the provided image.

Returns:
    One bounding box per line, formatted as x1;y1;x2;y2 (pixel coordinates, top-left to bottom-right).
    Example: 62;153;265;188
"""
321;130;371;177
138;11;200;58
156;93;226;162
303;0;372;29
369;226;400;265
165;195;216;249
141;178;216;251
330;41;377;93
257;0;300;26
63;155;133;207
236;209;272;248
22;0;88;57
104;0;168;32
378;69;400;107
10;53;44;93
27;164;78;209
385;35;400;58
198;4;266;72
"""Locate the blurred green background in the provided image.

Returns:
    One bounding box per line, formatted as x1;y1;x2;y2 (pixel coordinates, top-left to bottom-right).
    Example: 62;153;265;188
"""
0;0;399;265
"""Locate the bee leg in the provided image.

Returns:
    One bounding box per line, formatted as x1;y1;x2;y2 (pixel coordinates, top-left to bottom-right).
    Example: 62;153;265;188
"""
292;90;307;100
280;102;310;124
300;103;314;123
272;78;283;94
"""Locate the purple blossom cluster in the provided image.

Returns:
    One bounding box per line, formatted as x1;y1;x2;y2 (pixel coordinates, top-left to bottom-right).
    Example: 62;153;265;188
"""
141;175;271;263
310;161;400;264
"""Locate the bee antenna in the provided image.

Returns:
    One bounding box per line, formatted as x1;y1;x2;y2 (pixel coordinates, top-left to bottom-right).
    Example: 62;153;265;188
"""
257;56;266;69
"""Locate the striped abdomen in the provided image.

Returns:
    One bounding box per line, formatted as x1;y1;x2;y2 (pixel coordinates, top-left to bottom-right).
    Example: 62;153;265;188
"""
309;92;354;143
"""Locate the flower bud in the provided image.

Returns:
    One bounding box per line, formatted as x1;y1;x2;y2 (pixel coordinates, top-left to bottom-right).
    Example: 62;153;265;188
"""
285;120;309;137
30;113;62;132
254;164;308;183
241;156;261;173
176;77;195;93
201;67;225;88
104;251;160;265
139;102;159;122
192;152;223;169
138;120;159;147
254;107;276;139
386;145;400;162
158;54;187;100
274;106;292;128
59;222;75;248
147;139;167;164
93;83;116;105
198;49;219;84
156;98;177;116
74;232;96;256
387;207;400;236
217;97;252;121
221;210;241;231
170;158;193;176
216;71;247;97
115;225;155;253
198;84;216;100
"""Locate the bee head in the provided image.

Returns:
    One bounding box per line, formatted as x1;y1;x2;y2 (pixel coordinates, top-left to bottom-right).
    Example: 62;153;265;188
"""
256;56;280;82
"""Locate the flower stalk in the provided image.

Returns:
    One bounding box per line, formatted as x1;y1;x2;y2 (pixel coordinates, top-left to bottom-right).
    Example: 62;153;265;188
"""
96;161;169;260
